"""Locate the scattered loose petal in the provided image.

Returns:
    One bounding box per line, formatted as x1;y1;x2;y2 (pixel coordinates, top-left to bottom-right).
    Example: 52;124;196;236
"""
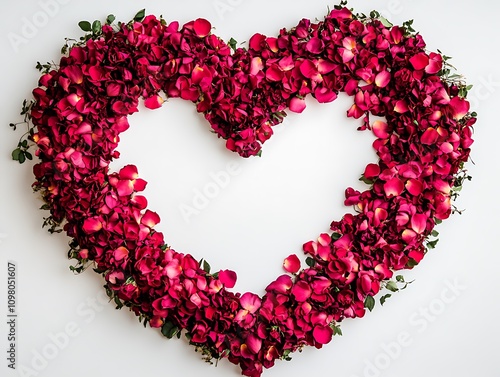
283;254;301;274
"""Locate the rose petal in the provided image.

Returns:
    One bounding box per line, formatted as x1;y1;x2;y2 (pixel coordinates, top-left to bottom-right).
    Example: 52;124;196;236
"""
421;127;439;145
306;37;324;54
291;281;312;302
289;97;306;113
411;214;427;234
265;275;293;294
283;254;301;274
114;246;129;261
144;95;164;109
313;325;333;345
119;165;139;180
314;87;337;103
406;179;423;196
450;96;470;120
372;120;389;139
82;217;102;234
141;210;160;228
219;269;237;289
410;52;429;71
246;333;262;354
375;71;391;88
363;163;380;179
240;293;261;313
193;18;211;37
384;177;404;197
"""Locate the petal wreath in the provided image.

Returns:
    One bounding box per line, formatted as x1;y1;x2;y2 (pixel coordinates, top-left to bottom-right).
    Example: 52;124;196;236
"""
18;5;476;377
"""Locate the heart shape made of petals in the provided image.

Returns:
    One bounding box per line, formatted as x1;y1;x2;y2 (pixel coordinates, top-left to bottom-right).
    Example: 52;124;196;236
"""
28;6;475;377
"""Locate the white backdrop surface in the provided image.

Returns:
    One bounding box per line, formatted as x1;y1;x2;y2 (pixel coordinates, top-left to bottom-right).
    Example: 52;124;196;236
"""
0;1;499;377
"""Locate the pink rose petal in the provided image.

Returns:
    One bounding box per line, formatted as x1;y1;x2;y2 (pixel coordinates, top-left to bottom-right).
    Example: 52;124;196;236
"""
114;246;129;261
450;96;470;120
289;97;306;113
283;254;301;274
384;177;404;197
372;120;389;139
421;128;439;145
144;95;164;109
375;71;391;88
141;210;160;228
411;213;427;234
219;269;237;289
291;281;312;302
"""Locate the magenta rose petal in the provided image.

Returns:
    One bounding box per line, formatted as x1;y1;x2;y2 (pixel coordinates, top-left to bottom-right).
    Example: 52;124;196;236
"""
219;269;237;288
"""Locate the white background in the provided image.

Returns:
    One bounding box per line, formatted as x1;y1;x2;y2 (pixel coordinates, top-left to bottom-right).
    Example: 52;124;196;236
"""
0;1;499;376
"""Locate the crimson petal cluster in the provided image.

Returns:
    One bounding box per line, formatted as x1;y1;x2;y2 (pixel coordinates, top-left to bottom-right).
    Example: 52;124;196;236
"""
29;7;474;377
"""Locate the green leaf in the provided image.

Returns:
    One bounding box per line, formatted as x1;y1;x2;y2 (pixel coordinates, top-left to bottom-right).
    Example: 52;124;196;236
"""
18;152;26;164
380;293;392;306
331;232;341;240
379;16;393;28
161;321;180;339
203;260;211;274
386;280;399;292
431;229;439;237
92;20;102;34
359;175;374;185
364;295;375;312
228;37;237;51
396;275;404;283
134;9;146;22
78;21;92;32
106;14;116;25
406;258;418;268
114;295;123;309
305;257;316;267
12;148;21;161
25;151;33;160
427;239;439;249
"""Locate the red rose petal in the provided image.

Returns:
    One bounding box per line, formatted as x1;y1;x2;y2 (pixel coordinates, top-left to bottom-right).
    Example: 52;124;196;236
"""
410;52;429;70
283;254;301;274
219;269;237;289
193;18;211;37
313;325;333;345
